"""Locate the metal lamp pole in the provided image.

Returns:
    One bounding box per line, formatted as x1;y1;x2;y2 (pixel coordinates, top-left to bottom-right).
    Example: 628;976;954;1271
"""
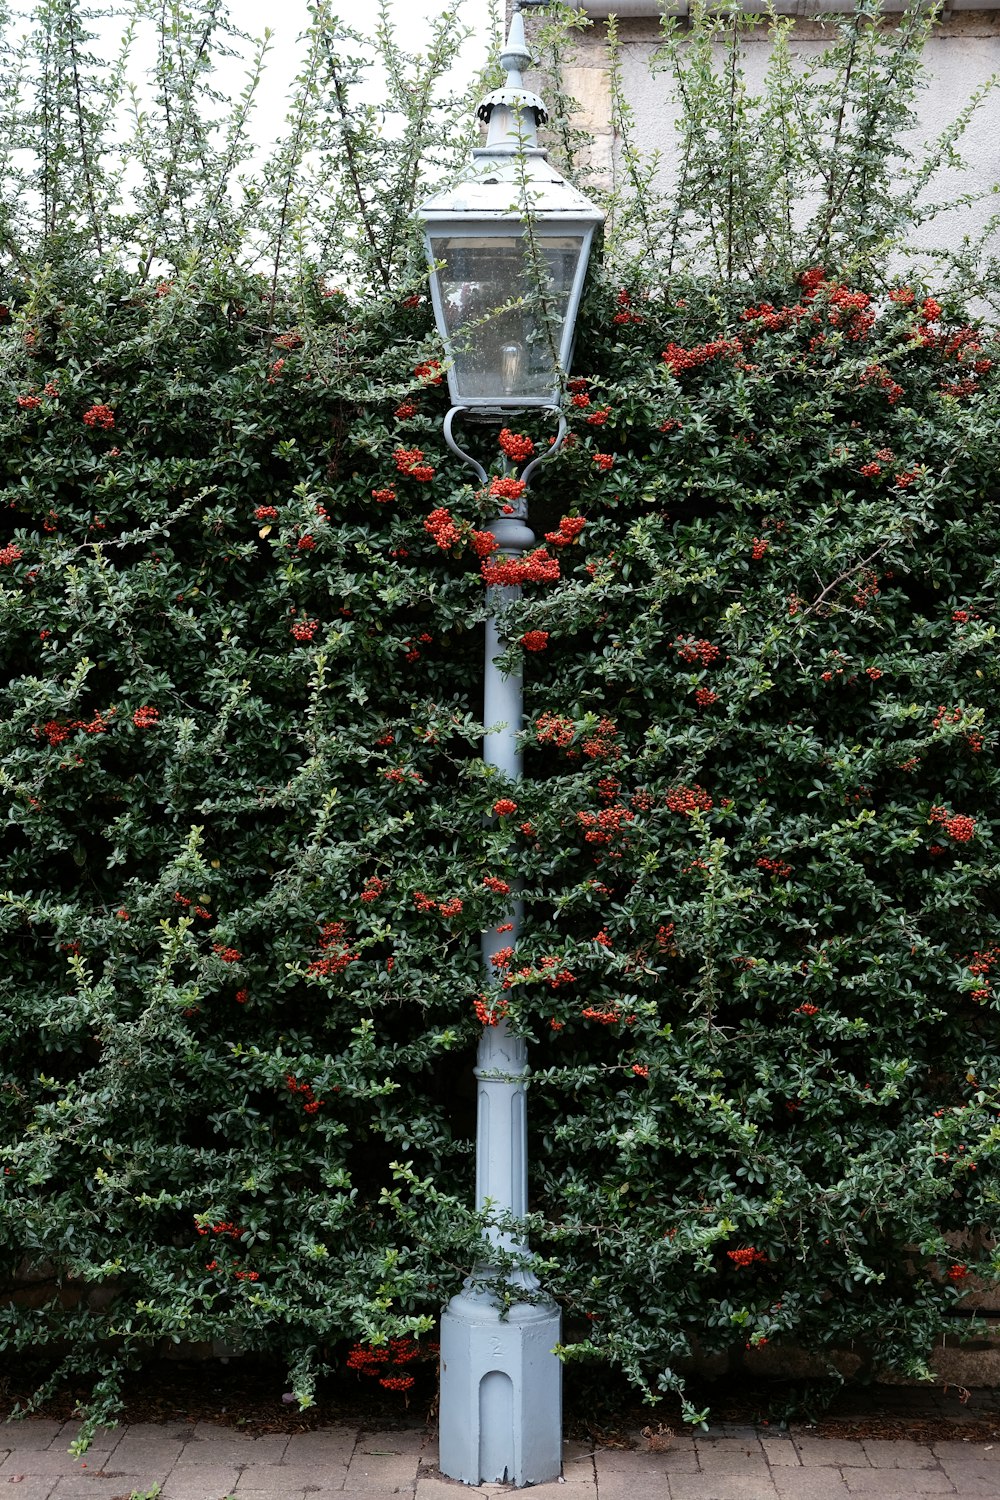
436;417;566;1489
417;3;604;1485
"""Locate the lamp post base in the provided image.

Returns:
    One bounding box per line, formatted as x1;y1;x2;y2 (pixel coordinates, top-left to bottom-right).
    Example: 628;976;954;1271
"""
438;1282;562;1487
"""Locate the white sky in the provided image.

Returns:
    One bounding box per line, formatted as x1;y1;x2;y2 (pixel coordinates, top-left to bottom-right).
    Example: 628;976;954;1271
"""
180;0;496;144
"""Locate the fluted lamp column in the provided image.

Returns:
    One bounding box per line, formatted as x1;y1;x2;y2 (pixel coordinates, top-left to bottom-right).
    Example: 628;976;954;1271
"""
416;1;604;1487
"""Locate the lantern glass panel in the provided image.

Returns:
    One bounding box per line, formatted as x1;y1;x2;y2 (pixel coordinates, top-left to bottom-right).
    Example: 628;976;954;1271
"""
429;234;583;401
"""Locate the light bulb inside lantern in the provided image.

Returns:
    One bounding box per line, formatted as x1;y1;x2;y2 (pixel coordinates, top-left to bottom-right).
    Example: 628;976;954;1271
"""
500;341;525;396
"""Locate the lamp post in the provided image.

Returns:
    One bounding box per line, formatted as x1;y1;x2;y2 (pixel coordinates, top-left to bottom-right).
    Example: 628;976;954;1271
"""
417;2;603;1487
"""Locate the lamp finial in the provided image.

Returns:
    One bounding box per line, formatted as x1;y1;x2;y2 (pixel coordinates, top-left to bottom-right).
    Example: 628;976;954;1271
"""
475;5;549;149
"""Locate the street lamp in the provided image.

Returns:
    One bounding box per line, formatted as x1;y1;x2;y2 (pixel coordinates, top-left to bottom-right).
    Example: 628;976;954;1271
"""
417;2;604;1488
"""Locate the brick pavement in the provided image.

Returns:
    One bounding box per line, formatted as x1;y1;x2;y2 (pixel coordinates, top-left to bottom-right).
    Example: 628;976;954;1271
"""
1;1418;999;1500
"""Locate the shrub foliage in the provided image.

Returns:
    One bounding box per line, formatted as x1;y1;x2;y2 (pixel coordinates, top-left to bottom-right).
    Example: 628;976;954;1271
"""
0;0;998;1441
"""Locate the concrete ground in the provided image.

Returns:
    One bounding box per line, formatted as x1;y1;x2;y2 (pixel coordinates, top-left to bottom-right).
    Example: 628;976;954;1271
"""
1;1420;999;1500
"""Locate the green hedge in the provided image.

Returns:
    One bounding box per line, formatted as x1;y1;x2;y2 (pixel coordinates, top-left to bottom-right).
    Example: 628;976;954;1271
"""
0;257;998;1437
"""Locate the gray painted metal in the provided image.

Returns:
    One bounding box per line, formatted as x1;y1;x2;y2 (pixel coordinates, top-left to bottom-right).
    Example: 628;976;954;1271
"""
430;6;603;1483
437;432;563;1487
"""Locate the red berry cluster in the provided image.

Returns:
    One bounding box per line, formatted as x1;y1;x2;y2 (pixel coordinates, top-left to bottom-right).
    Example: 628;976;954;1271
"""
587;407;611;426
581;717;620;761
674;635;720;666
175;892;212;920
492;799;518;816
35;708;116;746
757;856;793;879
82;403;115;430
852;569;880;609
307;920;358;976
662;337;743;375
17;393;42;410
827;284;875;340
694;687;718;708
592;453;614;472
521;630;548;651
795;1002;819;1016
482;875;511;894
489;476;527;501
929;806;977;843
290;618;318;642
480;548;560;587
255;505;278;520
665;784;713;815
394;447;435;482
424;507;460;550
535;712;575;749
727;1247;768;1267
581;1006;635;1026
498;428;535;462
750;537;769;560
412;890;462;918
474;996;508;1026
413;360;442;384
0;543;22;566
948;1264;968;1282
740;302;805;333
286;1074;326;1115
212;944;242;963
858;363;903;405
469;529;498;558
544;515;587;547
196;1217;244;1240
360;876;385;903
371;487;396;505
577;804;635;846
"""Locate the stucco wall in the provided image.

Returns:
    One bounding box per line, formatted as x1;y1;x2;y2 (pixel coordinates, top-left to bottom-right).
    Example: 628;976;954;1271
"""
527;6;1000;258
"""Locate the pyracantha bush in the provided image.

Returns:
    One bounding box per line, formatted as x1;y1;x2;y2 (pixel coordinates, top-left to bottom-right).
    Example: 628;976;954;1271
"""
1;0;1000;1446
2;255;999;1437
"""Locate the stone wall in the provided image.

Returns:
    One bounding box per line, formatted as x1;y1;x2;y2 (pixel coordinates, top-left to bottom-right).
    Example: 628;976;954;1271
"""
512;2;1000;256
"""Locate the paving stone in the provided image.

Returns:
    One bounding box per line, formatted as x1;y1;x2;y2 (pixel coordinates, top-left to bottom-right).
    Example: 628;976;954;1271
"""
665;1473;779;1500
596;1444;701;1478
49;1475;156;1499
932;1441;1000;1462
932;1463;1000;1496
284;1432;358;1466
861;1441;939;1470
516;1485;595;1499
156;1468;241;1499
794;1439;872;1468
695;1437;769;1474
772;1473;853;1499
761;1437;802;1468
0;1423;65;1454
415;1479;491;1500
546;1440;593;1484
343;1452;419;1490
173;1437;287;1467
0;1477;57;1500
50;1428;124;1456
105;1426;190;1447
71;1444;177;1476
0;1453;97;1479
358;1433;429;1458
841;1469;956;1495
235;1464;346;1491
